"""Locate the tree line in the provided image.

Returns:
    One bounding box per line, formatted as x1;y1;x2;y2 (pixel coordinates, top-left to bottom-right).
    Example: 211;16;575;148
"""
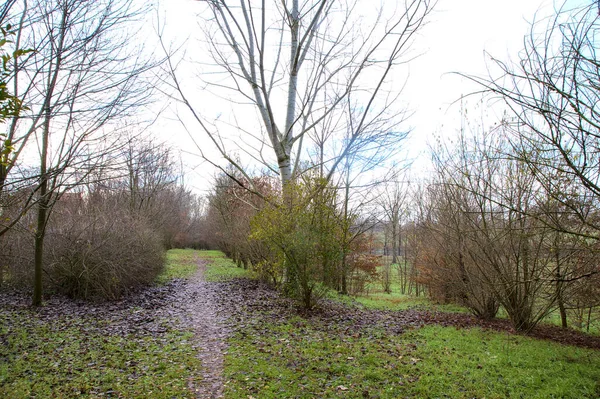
195;1;600;333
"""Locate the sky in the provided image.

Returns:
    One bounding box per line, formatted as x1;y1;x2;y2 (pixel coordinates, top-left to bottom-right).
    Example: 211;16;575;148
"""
157;0;562;193
394;0;556;169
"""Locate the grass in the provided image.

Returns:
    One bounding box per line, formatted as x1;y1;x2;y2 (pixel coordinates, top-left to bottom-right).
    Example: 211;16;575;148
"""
0;319;201;398
224;318;600;398
155;248;199;284
5;250;596;398
348;270;469;313
195;250;254;282
353;290;468;313
0;248;205;398
204;252;600;398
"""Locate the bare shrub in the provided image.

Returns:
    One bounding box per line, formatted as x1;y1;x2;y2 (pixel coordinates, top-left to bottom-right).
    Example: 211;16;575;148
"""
46;210;165;300
346;253;380;296
3;190;165;300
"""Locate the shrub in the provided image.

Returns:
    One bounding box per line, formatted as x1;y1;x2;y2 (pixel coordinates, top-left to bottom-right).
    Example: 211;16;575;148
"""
251;178;344;309
46;211;165;299
346;253;380;296
3;192;165;300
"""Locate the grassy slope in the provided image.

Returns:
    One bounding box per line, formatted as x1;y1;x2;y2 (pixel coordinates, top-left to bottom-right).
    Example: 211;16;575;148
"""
0;249;202;398
195;251;600;399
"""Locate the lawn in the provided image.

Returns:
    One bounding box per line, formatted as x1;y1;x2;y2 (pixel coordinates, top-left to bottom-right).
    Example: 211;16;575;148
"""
0;320;200;398
197;250;255;282
154;248;199;284
2;250;599;398
224;320;600;398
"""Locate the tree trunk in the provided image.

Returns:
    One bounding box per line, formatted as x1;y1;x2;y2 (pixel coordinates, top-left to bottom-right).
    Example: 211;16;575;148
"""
555;258;568;329
32;183;48;306
33;116;50;307
391;220;398;264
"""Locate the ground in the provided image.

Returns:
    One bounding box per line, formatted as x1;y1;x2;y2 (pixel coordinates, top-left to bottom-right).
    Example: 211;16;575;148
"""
1;249;599;398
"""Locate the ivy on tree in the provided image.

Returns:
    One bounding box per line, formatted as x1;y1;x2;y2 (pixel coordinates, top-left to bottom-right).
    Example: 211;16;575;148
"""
0;24;30;167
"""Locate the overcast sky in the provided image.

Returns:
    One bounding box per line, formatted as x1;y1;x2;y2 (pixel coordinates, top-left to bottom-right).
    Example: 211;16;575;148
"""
399;0;557;167
159;0;567;192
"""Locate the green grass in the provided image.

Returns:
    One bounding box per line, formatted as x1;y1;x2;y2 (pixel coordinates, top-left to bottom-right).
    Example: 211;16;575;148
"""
0;249;207;398
353;291;469;313
195;250;254;282
9;249;592;398
346;268;469;313
155;248;199;284
409;326;599;398
210;254;599;398
0;313;201;398
223;319;600;398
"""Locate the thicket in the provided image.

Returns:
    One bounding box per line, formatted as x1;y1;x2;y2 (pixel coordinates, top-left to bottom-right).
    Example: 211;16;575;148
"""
422;2;600;331
0;140;206;300
250;178;347;309
414;126;600;332
1;192;164;299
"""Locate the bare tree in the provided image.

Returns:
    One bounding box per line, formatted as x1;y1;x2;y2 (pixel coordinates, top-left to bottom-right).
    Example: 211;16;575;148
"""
375;174;409;293
465;2;600;237
164;0;433;188
378;175;410;264
425;118;600;331
1;0;158;305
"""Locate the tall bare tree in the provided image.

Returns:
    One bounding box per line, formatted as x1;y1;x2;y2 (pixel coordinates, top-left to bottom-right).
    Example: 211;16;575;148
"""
165;0;433;188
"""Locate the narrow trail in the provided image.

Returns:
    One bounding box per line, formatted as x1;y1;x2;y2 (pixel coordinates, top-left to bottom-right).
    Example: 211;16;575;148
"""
179;258;228;399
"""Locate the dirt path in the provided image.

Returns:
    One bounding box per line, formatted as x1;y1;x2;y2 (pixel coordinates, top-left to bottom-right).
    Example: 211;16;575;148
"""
179;258;228;399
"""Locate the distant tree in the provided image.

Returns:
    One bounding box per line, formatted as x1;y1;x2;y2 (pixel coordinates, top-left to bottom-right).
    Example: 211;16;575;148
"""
377;175;410;294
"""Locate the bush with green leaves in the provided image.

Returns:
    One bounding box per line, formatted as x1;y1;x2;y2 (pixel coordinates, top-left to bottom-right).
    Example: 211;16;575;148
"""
251;177;345;309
